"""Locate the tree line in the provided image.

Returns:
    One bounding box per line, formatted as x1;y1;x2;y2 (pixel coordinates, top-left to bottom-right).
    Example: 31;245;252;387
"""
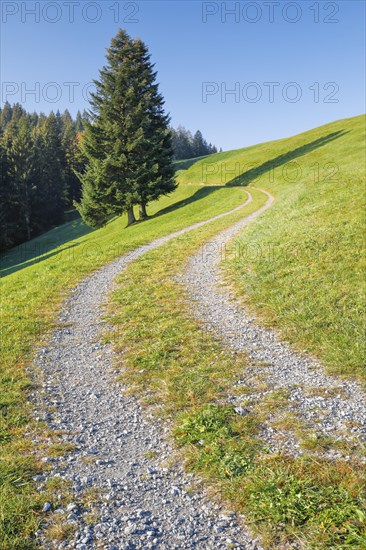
0;30;219;252
171;126;219;160
0;103;87;252
0;107;217;253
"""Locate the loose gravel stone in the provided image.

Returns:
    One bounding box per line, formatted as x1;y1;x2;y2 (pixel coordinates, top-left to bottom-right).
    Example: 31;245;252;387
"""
42;502;52;513
183;188;366;459
30;192;262;548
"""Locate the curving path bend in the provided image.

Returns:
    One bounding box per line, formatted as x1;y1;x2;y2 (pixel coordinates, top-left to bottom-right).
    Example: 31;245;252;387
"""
31;190;265;550
183;188;366;459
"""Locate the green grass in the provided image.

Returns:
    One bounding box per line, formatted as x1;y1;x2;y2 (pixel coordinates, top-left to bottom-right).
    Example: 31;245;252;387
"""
179;114;366;381
173;154;210;172
2;114;365;547
108;186;365;549
0;183;247;548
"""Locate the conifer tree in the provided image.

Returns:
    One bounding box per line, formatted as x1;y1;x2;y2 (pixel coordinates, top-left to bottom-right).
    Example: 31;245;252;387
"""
0;102;13;130
170;126;218;160
75;110;84;133
75;29;176;227
192;130;207;157
61;110;82;203
36;112;66;228
0;137;14;250
0;106;84;251
4;115;35;242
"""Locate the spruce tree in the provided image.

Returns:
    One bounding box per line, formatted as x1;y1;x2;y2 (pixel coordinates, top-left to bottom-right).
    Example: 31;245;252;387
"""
4;115;35;242
170;126;218;160
192;130;207;157
0;102;13;131
0;106;87;251
171;126;193;160
0;136;14;251
61;110;82;204
35;112;66;229
75;28;176;227
75;111;84;133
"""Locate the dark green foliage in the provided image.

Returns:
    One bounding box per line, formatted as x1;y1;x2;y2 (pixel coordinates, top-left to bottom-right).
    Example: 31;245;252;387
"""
74;109;88;133
0;102;14;129
171;126;218;160
0;137;14;251
35;112;66;228
61;110;84;203
75;28;177;227
171;125;194;159
3;115;35;244
0;105;84;252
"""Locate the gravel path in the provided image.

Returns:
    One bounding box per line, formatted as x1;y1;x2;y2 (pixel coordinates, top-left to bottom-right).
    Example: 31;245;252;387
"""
183;188;366;460
30;192;264;549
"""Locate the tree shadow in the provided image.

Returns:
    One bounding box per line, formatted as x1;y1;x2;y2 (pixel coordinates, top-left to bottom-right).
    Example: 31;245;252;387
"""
150;186;222;219
0;187;221;276
226;130;348;187
0;218;95;277
5;129;342;277
174;155;210;172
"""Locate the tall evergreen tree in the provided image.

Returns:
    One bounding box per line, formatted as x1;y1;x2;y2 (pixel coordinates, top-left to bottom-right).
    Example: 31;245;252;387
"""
0;106;86;251
75;110;84;133
192;130;207;157
61;109;82;203
171;126;193;159
4;115;35;242
35;112;66;228
0;102;13;131
75;28;176;227
170;126;218;160
0;136;14;251
28;111;39;128
11;103;26;126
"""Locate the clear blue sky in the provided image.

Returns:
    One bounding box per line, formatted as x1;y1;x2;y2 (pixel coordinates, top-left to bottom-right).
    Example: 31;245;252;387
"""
1;1;365;150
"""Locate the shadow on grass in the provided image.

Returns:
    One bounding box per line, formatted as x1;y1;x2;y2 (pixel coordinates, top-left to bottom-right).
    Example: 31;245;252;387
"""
226;130;348;187
151;186;222;220
1;186;222;277
174;155;210;172
0;218;95;277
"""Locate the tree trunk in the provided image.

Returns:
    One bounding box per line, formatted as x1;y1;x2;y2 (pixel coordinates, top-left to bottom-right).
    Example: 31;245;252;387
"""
127;206;136;226
139;203;148;219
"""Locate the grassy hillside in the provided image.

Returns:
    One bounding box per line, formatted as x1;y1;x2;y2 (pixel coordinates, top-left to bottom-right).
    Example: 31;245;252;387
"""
1;114;364;547
178;114;366;381
173;154;211;173
0;184;247;547
108;165;365;547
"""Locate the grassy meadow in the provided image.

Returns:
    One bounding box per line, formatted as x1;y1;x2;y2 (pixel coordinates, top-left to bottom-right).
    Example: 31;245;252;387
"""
108;185;365;548
1;114;365;547
178;114;366;382
0;184;247;547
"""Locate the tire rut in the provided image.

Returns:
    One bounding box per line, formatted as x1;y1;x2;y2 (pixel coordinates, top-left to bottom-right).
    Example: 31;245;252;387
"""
183;188;366;461
30;191;264;550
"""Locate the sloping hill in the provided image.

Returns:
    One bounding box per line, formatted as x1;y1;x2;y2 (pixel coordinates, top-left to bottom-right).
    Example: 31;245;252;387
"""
1;115;364;547
0;183;249;547
173;154;210;172
178;114;366;381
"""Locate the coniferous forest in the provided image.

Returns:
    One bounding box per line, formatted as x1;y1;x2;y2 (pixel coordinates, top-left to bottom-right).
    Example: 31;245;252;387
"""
171;127;218;160
0;103;87;252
